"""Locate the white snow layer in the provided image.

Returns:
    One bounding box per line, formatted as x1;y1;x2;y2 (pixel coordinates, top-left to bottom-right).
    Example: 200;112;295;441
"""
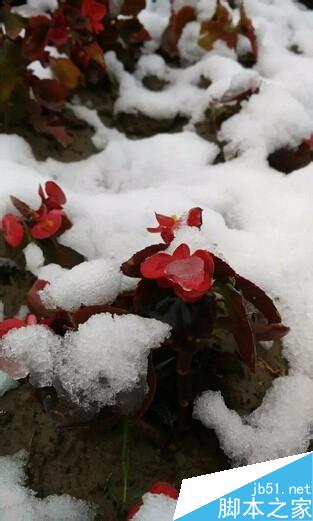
39;259;122;311
0;315;171;411
0;452;95;520
0;0;313;477
132;492;177;521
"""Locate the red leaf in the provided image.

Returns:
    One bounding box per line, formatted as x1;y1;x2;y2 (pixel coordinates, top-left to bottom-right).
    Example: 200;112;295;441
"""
198;3;237;51
2;214;24;247
254;322;290;342
161;6;196;57
216;283;256;371
31;78;69;111
73;304;128;325
28;279;51;317
239;5;258;61
121;243;168;278
22;15;50;62
236;276;281;324
10;195;32;217
81;0;108;33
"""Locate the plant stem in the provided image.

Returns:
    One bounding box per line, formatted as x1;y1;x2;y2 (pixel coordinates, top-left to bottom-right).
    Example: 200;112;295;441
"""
176;347;194;427
122;416;131;505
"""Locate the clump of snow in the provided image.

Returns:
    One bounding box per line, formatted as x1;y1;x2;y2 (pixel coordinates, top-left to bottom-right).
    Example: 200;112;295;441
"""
0;452;95;520
55;313;171;411
0;325;60;387
132;492;177;521
40;259;122;312
23;243;45;275
194;376;313;465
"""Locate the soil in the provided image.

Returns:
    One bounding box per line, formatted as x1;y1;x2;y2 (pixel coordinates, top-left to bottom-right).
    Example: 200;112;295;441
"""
0;88;289;519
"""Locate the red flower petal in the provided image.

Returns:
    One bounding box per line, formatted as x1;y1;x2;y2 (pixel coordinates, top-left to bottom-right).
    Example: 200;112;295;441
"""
172;243;190;260
186;207;203;228
141;252;171;279
0;319;26;337
156;213;176;227
194;249;215;277
165;255;205;290
2;214;24;248
149;481;179;499
45;181;67;205
30;210;62;239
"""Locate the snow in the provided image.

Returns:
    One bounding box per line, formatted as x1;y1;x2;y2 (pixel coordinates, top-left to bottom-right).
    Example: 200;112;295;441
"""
24;243;45;275
39;259;122;312
0;325;60;387
0;371;18;397
0;315;170;413
1;0;313;502
132;492;177;521
55;313;171;412
0;452;95;520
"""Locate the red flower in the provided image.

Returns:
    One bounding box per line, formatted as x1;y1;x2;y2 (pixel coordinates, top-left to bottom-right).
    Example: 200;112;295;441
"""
0;314;38;338
141;244;214;302
38;181;67;210
2;214;24;248
30;208;64;240
127;482;178;520
148;207;203;245
149;481;179;499
81;0;108;33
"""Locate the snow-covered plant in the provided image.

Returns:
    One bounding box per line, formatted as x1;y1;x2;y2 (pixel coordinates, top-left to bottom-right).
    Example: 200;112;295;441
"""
127;481;178;521
0;181;84;267
0;0;150;145
160;0;258;65
122;208;289;423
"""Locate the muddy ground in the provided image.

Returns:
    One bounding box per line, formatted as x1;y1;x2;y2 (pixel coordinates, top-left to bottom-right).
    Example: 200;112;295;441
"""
0;89;289;520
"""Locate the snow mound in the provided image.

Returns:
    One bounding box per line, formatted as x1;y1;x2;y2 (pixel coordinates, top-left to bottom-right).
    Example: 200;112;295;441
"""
23;243;45;275
56;313;171;411
132;492;177;521
40;259;122;312
0;452;95;520
0;325;60;387
194;375;313;465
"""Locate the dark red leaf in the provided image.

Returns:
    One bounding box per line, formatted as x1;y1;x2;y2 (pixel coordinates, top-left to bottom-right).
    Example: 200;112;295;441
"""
235;276;282;324
22;15;50;62
73;304;128;325
121;243;168;278
28;279;51;317
254;322;290;342
31;77;69;111
161;6;196;57
216;283;256;371
10;195;32;217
